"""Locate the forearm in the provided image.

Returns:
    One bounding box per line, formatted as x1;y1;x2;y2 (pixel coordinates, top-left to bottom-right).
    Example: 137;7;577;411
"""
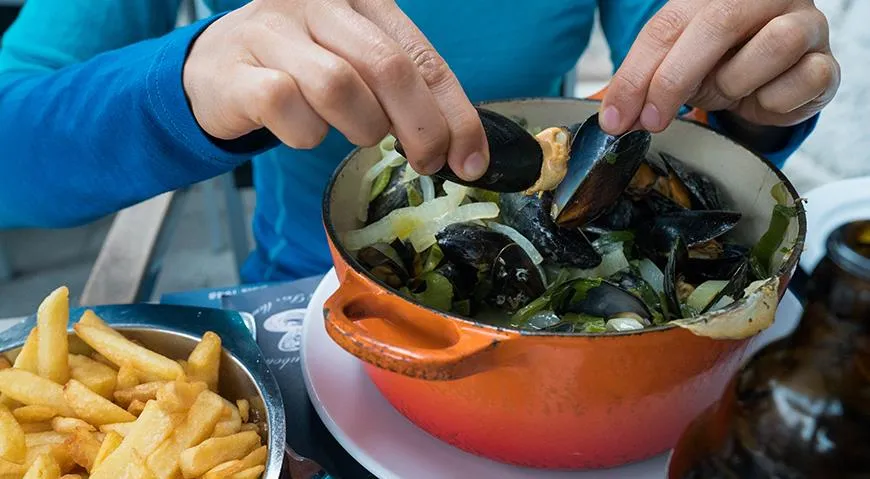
0;17;273;228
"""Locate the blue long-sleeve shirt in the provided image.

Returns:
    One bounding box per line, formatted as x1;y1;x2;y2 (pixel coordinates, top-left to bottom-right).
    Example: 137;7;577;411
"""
0;0;818;282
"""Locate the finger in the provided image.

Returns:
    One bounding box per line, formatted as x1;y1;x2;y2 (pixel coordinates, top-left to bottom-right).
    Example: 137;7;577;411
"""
353;0;488;180
600;0;697;135
252;27;391;148
715;9;828;102
306;2;452;176
641;0;791;132
752;52;839;117
236;66;330;149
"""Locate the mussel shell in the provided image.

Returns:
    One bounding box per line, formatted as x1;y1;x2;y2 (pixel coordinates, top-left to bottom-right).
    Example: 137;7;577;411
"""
358;243;410;289
588;194;637;232
638;209;742;259
499;192;601;269
684;243;750;284
555;279;652;320
663;236;689;321
367;167;421;224
435;222;512;271
395;107;543;193
552;113;651;228
659;152;725;210
435;261;478;302
486;243;547;313
699;260;750;314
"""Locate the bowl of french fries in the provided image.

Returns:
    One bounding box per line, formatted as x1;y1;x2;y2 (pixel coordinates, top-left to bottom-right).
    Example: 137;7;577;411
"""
0;286;286;479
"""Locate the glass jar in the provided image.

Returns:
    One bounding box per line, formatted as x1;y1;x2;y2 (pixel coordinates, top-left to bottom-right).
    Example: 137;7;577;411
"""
678;220;870;478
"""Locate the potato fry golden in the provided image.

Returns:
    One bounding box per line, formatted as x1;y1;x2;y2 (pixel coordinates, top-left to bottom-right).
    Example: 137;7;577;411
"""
113;383;165;409
178;431;260;479
64;429;101;472
228;465;264;479
21;422;53;434
74;324;182;381
236;400;249;424
155;381;207;414
14;406;59;423
0;370;74;417
91;431;122;471
0;403;26;464
185;332;221;392
145;390;225;479
114;368;138;391
76;311;123;341
68;355;117;400
60;474;83;479
0;357;10;370
238;424;258;434
24;443;75;474
0;457;27;478
126;401;145;417
22;452;61;479
201;445;267;479
15;328;40;372
36;286;70;385
90;402;174;479
51;417;96;434
89;354;116;372
96;423;132;438
25;432;69;448
64;380;135;426
212;401;241;438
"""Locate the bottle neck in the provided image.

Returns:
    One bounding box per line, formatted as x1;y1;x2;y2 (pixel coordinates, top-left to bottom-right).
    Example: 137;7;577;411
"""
806;221;870;323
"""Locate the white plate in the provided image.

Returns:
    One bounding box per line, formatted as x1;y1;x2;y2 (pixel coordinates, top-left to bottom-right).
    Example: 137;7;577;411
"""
798;176;870;273
301;270;802;479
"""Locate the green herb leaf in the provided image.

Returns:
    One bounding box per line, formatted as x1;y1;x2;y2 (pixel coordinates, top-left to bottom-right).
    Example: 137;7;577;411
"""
407;271;454;311
369;167;394;201
581;318;607;333
750;182;799;279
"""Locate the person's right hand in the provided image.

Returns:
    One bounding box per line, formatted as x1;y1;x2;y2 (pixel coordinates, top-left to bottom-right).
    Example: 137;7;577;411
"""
183;0;488;180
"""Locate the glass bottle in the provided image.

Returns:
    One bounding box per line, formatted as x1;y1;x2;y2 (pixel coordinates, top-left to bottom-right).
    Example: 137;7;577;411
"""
680;220;870;478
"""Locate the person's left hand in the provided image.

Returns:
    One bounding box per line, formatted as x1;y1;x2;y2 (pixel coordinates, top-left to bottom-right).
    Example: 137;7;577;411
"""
599;0;841;135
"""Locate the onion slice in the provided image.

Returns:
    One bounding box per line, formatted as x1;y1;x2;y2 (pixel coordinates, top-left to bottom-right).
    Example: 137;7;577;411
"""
487;221;544;265
637;258;665;294
420;176;435;203
407;202;500;252
356;150;406;222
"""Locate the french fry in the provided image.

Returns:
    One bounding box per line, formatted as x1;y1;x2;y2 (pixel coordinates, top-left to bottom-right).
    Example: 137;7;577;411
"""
121;451;153;479
89;401;175;479
51;417;96;434
114;367;138;391
24;444;75;474
212;402;241;438
126;401;145;417
68;355;117;400
14;328;40;372
73;324;182;381
23;452;61;479
61;475;83;479
178;431;260;479
0;357;10;370
89;353;116;371
202;446;267;479
236;400;249;424
64;429;101;472
25;432;69;448
97;423;132;438
77;311;124;340
238;423;258;434
64;380;136;426
0;403;26;464
156;381;207;413
91;431;122;471
0;369;74;416
36;286;70;385
186;332;221;391
113;382;165;409
229;465;264;479
21;422;53;433
14;405;59;423
145;390;225;479
0;457;26;478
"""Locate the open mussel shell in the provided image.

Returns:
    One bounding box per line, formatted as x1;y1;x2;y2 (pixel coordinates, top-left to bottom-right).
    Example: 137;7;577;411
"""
664;236;689;321
639;209;742;260
368;167;421;224
499;191;601;269
554;278;653;321
394;107;543;193
435;222;511;271
659;152;725;210
685;243;750;284
487;243;547;313
551;113;652;228
358;243;410;288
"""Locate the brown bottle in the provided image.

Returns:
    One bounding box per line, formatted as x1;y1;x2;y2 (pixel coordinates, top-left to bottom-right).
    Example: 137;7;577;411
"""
681;220;870;478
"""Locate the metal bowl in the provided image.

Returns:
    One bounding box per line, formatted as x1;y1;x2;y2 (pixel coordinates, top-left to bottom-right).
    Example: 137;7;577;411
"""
0;303;286;479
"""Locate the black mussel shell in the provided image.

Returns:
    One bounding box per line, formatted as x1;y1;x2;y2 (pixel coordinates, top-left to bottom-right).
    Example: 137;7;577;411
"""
555;278;652;320
659;152;725;210
435;261;478;302
486;243;547;313
368;167;421;224
390;239;416;274
640;190;689;216
638;210;742;260
358;243;410;288
609;270;662;312
663;236;689;321
685;243;750;284
499;192;601;269
588;194;637;231
435;222;512;271
699;260;750;314
395;107;543;193
552;113;651;228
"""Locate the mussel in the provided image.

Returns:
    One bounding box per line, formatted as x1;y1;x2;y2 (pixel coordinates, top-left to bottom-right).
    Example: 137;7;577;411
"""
637;209;742;261
367;166;423;224
358;243;411;288
659;153;724;210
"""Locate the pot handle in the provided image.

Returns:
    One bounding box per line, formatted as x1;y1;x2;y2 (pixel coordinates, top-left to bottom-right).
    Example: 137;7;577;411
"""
323;273;512;381
584;86;710;126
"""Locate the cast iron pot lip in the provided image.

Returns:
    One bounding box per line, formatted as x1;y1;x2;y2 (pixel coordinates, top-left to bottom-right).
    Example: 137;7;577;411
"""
322;97;808;339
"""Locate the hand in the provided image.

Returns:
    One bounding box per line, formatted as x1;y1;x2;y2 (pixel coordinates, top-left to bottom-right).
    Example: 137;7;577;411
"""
183;0;488;180
600;0;841;135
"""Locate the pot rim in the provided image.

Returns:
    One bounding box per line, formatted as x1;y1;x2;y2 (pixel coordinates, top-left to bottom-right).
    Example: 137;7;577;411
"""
322;97;808;339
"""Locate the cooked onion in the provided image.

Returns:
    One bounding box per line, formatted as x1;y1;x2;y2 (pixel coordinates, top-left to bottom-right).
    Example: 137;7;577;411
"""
687;280;730;312
637;258;665;294
408;202;500;252
573;245;629;279
487;221;544;265
357;150;406;222
606;317;646;332
420;176;435;203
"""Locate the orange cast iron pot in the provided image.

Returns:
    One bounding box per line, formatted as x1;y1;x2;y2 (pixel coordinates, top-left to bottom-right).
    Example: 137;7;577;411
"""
320;96;807;470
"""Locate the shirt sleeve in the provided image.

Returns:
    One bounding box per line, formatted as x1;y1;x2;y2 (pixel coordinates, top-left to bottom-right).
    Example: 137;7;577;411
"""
0;3;276;228
596;0;817;169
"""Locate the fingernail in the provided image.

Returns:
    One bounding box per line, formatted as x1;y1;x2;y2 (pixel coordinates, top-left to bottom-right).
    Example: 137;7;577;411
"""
421;155;446;176
600;106;622;133
463;152;487;179
640;103;662;131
